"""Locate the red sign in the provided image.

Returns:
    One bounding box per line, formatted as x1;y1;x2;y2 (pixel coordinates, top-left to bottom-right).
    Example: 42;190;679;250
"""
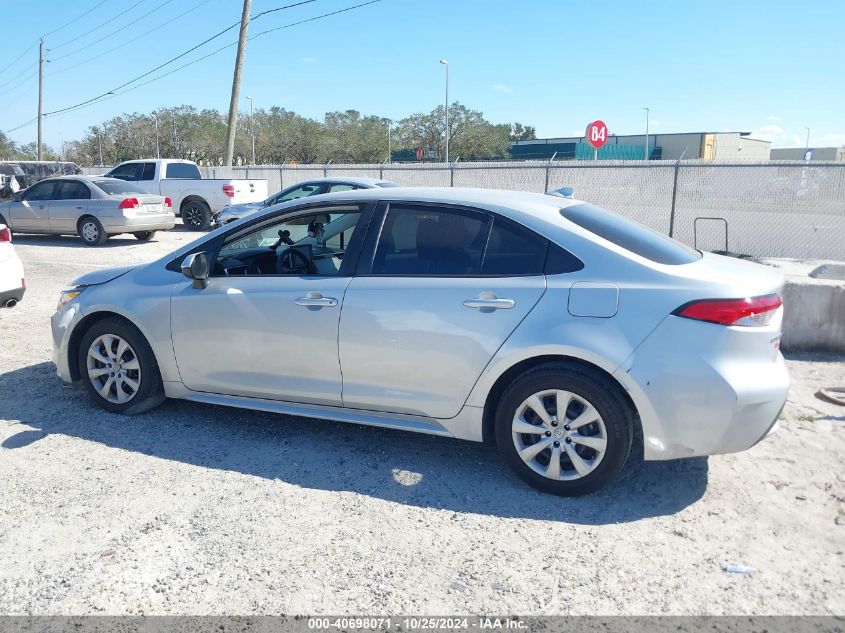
586;120;609;149
416;146;424;160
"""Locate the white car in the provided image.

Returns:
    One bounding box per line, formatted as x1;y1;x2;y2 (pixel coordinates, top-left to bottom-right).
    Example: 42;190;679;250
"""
0;223;25;308
104;159;268;231
0;176;176;246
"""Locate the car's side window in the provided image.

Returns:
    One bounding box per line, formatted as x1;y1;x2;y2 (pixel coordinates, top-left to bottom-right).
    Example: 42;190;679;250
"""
54;181;91;201
140;163;156;181
327;183;357;193
212;206;364;277
107;163;141;181
22;181;57;201
480;218;548;275
371;205;490;276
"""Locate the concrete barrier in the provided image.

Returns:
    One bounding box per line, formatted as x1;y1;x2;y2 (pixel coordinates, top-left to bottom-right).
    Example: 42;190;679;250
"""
763;259;845;353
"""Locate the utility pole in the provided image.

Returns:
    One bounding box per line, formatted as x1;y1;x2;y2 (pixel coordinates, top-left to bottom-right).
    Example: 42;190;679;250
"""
37;39;44;161
439;59;449;163
153;114;160;159
224;0;252;166
96;128;103;166
386;119;392;162
642;107;650;160
172;111;179;158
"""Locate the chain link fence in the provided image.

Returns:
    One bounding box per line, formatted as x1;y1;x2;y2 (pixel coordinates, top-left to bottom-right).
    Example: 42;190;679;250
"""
82;160;845;260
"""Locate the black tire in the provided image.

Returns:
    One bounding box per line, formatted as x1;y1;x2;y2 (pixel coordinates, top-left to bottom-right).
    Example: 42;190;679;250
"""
78;216;108;246
78;317;166;415
181;199;211;230
133;231;156;241
494;362;634;496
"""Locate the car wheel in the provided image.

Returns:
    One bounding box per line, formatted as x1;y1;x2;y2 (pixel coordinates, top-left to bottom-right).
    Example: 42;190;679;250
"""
78;318;165;415
78;217;108;246
133;231;156;241
181;199;211;230
494;362;633;496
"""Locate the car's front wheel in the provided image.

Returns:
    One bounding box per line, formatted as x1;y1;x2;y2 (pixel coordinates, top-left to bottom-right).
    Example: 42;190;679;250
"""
78;317;165;415
494;362;633;496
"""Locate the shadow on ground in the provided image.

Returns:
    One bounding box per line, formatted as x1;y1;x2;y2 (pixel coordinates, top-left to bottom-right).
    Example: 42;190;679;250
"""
0;362;708;524
9;225;196;249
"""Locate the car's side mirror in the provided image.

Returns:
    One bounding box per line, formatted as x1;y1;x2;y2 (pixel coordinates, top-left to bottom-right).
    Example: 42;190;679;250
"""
181;252;210;289
12;194;21;202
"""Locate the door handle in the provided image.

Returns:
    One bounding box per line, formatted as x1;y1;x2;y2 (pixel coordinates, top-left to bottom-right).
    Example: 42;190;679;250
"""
295;292;338;308
463;295;515;310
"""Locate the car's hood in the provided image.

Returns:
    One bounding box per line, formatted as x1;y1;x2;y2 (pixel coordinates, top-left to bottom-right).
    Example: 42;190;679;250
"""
216;201;263;217
70;264;138;287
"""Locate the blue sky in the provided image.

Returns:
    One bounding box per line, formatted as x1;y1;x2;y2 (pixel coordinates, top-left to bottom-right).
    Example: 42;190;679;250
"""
2;0;843;151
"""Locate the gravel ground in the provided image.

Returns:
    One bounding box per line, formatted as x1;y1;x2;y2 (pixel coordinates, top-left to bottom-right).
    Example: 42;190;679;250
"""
0;230;843;616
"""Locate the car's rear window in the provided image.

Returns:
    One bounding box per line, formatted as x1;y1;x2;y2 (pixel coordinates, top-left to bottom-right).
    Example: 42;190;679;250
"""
165;162;201;179
561;203;701;265
91;179;145;195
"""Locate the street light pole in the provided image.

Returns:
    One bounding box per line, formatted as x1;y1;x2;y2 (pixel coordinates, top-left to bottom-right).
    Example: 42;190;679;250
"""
153;114;160;159
247;96;256;165
439;59;449;163
804;127;810;151
386;119;392;163
642;107;650;160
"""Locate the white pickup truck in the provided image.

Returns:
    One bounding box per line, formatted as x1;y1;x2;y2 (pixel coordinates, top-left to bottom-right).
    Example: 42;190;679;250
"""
104;159;268;230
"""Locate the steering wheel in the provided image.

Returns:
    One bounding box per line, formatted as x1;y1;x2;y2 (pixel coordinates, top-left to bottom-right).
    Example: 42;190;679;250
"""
276;247;315;275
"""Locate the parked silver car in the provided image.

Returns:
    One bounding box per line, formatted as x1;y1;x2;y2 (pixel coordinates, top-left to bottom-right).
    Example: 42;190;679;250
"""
0;176;176;246
51;188;788;495
213;177;398;226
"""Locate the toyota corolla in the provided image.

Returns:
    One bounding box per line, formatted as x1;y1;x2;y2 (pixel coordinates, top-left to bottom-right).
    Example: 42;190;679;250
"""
51;188;788;495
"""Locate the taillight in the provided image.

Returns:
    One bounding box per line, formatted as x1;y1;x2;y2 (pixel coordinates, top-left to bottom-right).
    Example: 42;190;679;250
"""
222;185;235;198
673;293;783;327
164;197;172;208
118;197;140;209
0;226;10;242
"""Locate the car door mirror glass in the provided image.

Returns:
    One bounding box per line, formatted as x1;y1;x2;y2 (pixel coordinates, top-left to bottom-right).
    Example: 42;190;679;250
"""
181;252;209;288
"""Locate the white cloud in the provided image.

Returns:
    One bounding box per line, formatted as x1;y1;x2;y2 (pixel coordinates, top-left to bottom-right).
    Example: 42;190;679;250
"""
491;83;512;94
302;57;317;64
766;115;782;122
750;124;802;148
649;119;661;128
819;133;845;146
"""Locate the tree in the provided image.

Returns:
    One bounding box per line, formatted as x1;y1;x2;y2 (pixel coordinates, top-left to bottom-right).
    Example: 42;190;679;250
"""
509;123;536;141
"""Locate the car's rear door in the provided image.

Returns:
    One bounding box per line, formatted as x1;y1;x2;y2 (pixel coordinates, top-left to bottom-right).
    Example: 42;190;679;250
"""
49;180;92;233
338;201;548;419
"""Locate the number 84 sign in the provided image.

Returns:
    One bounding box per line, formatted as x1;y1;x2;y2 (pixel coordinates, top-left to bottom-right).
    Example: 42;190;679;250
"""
585;120;609;148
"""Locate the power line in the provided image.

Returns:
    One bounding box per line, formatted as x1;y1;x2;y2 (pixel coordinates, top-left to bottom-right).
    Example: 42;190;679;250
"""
4;0;384;133
43;0;321;118
0;41;38;71
42;0;110;38
49;0;177;63
50;0;153;50
48;0;215;78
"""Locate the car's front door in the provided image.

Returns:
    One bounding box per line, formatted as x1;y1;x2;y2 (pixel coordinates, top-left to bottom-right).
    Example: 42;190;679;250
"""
170;202;373;405
338;202;549;419
9;180;57;231
49;180;92;233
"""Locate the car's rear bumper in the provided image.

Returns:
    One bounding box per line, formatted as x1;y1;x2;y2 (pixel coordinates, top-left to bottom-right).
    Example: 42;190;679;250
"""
103;212;176;233
615;315;790;461
0;285;25;306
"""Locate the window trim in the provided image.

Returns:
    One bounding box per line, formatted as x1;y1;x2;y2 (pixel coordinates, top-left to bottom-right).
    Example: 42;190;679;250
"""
358;201;577;278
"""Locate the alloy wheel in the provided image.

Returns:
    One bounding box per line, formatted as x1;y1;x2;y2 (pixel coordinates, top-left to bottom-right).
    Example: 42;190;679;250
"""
81;222;100;243
511;389;608;480
86;334;142;404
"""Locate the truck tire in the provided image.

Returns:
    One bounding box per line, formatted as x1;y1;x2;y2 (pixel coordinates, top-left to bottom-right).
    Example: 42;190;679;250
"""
181;199;211;231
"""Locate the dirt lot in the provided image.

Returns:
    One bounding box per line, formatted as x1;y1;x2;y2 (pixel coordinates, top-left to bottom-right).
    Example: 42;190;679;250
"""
0;229;843;616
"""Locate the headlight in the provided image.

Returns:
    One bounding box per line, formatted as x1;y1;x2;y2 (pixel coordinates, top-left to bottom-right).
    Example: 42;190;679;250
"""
57;287;86;311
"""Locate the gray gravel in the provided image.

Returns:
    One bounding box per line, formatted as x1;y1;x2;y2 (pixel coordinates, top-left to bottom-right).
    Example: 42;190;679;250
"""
0;230;843;615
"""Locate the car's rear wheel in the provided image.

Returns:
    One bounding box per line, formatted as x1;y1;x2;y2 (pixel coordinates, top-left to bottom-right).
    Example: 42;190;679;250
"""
133;231;156;241
78;217;108;246
78;318;165;415
494;362;633;496
181;199;211;230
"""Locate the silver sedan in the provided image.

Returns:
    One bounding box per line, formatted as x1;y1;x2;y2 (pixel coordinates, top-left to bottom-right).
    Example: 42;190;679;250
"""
0;176;176;246
51;188;788;495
